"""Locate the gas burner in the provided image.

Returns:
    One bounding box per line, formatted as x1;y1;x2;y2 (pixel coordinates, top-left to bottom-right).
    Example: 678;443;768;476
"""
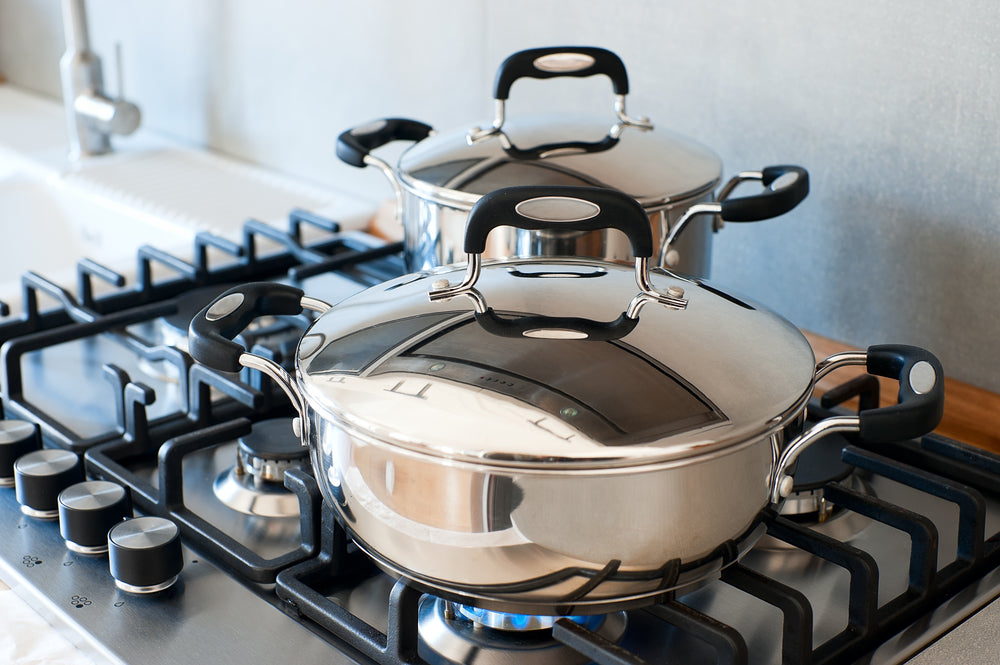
779;431;857;522
418;597;627;665
213;418;308;517
759;431;874;550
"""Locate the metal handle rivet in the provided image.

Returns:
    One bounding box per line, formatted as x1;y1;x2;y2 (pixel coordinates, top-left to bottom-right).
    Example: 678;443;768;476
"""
777;475;795;499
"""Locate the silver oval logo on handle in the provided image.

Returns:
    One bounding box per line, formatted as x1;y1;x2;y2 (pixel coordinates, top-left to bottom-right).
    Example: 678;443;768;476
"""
206;293;245;322
514;197;601;223
350;119;388;136
908;360;937;395
533;53;596;73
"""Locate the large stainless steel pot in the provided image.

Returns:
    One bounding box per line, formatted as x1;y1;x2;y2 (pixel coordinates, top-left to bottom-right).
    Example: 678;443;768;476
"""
189;186;943;616
336;46;810;276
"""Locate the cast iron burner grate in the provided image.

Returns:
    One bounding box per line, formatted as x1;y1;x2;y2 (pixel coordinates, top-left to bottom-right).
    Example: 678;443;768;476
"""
273;422;1000;665
0;209;402;585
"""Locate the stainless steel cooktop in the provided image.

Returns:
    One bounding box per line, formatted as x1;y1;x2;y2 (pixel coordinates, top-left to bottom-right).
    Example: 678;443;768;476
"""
2;213;1000;665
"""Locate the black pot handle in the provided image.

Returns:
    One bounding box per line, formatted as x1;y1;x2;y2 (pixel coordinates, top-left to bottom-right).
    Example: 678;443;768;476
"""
719;165;810;222
659;165;809;267
336;117;433;168
474;308;639;341
771;343;944;502
463;185;653;258
433;186;684;309
493;46;629;100
470;47;650;145
859;344;945;442
188;283;305;373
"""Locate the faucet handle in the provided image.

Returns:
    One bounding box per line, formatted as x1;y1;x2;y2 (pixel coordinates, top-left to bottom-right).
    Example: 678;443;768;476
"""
72;41;141;136
73;94;141;135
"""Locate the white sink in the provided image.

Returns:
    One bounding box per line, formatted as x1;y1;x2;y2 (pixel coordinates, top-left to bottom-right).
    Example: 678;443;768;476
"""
0;171;195;313
0;84;375;318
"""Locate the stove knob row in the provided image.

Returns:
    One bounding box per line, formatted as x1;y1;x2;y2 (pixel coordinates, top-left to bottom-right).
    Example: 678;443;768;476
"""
0;419;42;488
3;438;184;595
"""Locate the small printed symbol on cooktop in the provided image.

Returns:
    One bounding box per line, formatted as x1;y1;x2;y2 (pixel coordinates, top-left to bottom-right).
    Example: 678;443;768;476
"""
70;595;92;609
113;600;126;608
21;555;42;567
63;560;74;567
16;521;28;529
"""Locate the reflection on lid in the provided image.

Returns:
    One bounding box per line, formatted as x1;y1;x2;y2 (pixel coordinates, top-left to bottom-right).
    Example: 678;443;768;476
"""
311;311;725;449
411;158;606;195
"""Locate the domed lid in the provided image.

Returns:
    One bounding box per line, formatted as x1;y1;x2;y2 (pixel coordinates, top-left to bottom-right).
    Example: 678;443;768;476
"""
395;46;721;211
397;114;722;211
296;188;815;470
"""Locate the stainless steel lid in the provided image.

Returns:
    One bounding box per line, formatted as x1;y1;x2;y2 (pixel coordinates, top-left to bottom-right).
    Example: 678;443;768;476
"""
296;257;816;469
397;114;723;211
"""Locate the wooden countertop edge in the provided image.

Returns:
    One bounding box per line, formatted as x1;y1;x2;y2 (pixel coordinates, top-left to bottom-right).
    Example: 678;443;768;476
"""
805;331;1000;454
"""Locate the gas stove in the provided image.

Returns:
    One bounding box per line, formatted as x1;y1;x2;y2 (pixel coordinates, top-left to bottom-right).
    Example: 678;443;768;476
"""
2;211;1000;665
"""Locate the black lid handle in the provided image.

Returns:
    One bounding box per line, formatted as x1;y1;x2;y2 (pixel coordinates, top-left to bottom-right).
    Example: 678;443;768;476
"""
470;47;651;145
430;186;686;310
464;185;653;258
493;46;629;100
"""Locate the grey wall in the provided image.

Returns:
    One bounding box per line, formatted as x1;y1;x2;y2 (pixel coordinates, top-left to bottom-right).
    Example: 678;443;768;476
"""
2;0;999;392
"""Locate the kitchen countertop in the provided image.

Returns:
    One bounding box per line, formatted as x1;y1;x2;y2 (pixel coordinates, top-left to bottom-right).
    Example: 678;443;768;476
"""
0;578;106;665
905;596;1000;664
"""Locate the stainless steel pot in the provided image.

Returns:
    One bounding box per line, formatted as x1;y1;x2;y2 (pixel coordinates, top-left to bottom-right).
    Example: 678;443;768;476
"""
189;186;943;616
336;46;810;276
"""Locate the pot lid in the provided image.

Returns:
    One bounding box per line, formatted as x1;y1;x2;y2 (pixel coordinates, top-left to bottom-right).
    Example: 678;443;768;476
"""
296;258;816;470
396;114;723;210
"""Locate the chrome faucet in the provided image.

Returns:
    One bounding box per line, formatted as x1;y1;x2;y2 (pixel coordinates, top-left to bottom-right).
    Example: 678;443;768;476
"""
59;0;141;159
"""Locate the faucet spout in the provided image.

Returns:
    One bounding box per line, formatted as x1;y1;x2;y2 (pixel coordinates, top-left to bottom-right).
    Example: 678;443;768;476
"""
59;0;141;160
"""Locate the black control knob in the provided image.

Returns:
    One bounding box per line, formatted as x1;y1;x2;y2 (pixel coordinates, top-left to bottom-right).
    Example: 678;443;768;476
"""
108;516;183;594
58;481;132;555
0;420;42;487
14;449;85;519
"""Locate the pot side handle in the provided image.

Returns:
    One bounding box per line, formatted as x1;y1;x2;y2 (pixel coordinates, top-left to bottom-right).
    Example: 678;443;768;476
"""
336;117;433;169
188;283;331;428
770;344;945;503
859;344;945;442
718;165;810;223
659;165;809;267
188;283;307;373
